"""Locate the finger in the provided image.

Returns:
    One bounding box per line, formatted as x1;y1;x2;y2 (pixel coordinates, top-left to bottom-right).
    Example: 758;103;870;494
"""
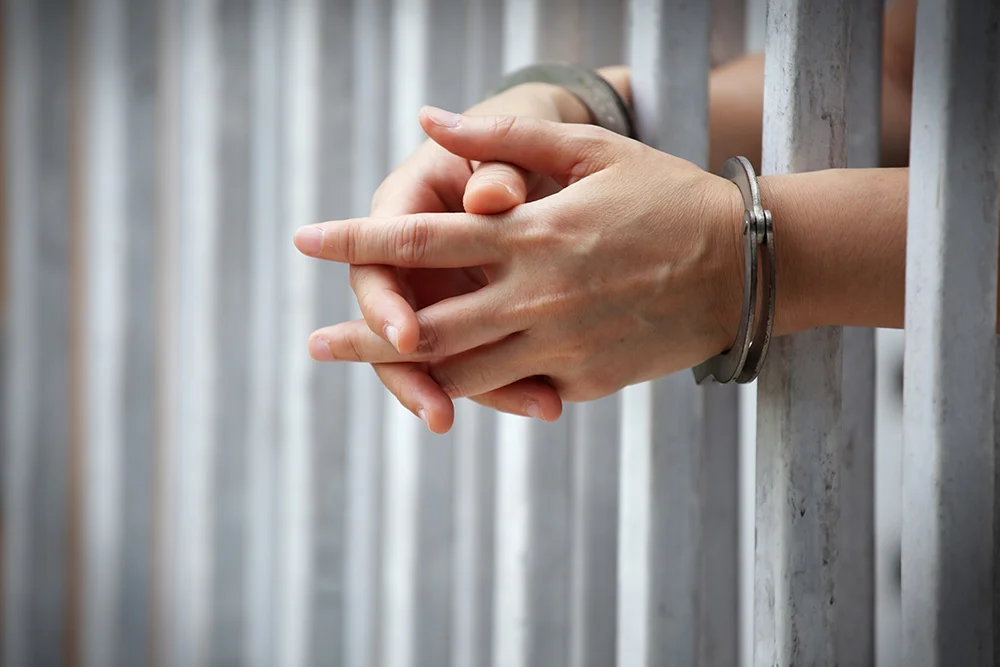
468;377;563;422
310;285;520;364
350;265;420;354
463;162;537;214
419;106;621;180
373;362;455;434
293;212;508;267
430;333;542;400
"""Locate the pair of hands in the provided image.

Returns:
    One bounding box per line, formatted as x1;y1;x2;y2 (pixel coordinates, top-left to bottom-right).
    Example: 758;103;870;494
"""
293;88;743;434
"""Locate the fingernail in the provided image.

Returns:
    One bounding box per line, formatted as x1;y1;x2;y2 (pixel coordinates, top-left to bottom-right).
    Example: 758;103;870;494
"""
309;336;334;361
525;402;541;420
489;180;517;198
294;225;324;256
417;408;429;426
384;324;400;352
423;106;461;129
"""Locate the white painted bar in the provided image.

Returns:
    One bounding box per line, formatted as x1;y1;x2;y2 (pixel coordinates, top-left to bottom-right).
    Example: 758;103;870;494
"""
344;0;390;665
158;1;219;665
838;1;881;665
244;1;282;664
451;1;504;665
274;0;321;664
621;1;739;666
3;1;75;666
493;4;584;667
902;1;1000;665
754;0;857;665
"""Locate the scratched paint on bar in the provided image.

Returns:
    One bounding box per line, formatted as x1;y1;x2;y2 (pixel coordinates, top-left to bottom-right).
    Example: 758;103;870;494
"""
755;1;856;665
902;1;1000;665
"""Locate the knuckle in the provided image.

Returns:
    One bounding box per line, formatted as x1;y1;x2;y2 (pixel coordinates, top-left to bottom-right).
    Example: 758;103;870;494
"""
416;318;442;355
430;366;462;399
489;114;518;141
396;216;431;265
342;221;360;264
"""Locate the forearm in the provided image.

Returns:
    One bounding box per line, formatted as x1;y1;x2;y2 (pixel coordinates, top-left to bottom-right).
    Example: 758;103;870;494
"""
752;169;908;336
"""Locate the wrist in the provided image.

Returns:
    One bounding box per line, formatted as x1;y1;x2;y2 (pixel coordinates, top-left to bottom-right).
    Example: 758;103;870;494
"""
707;173;749;355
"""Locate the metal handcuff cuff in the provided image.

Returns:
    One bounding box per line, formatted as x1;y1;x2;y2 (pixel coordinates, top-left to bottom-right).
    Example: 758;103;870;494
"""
489;64;774;384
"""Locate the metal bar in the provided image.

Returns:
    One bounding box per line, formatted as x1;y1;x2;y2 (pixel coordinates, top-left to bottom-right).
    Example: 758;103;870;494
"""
210;2;256;664
492;4;581;666
305;2;355;665
344;0;390;665
451;2;503;665
157;1;220;665
754;0;858;664
381;1;459;666
81;0;159;665
565;5;626;666
3;1;75;665
838;2;882;665
243;0;282;664
620;1;739;666
902;1;1000;664
273;0;321;664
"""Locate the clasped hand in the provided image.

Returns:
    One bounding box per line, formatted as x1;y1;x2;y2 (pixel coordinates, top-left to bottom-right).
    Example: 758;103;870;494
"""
293;106;742;433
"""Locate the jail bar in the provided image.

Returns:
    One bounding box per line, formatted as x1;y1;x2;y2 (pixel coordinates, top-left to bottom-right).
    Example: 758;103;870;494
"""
754;0;875;665
620;1;739;666
344;0;389;665
838;1;881;664
902;1;1000;665
81;0;159;666
2;1;76;666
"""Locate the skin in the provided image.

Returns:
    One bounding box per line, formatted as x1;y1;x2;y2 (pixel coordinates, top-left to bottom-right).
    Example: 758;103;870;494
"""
295;0;922;433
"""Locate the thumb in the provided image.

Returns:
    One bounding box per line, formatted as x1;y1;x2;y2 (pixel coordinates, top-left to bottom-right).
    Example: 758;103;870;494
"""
419;105;620;181
464;161;542;214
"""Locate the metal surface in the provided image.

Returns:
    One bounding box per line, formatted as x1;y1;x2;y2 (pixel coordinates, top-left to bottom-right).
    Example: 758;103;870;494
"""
81;0;158;666
693;156;774;385
3;1;75;666
621;2;739;667
902;1;1000;665
839;0;881;664
754;1;873;666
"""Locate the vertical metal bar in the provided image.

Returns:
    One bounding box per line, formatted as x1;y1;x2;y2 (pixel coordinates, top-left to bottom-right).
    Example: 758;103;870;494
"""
754;0;859;664
82;1;127;664
620;1;738;666
3;1;74;666
839;2;881;665
564;5;627;667
158;1;219;665
451;1;503;665
305;2;354;665
273;0;321;664
381;1;461;666
81;0;158;665
244;0;282;664
210;2;256;664
902;1;1000;665
344;0;389;665
493;5;580;667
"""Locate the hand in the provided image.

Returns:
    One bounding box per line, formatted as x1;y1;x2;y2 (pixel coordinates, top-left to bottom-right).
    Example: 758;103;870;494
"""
345;85;573;433
295;108;744;427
